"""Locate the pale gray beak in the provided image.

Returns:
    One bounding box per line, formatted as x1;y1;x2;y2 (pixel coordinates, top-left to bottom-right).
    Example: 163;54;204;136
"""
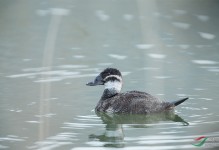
86;75;104;86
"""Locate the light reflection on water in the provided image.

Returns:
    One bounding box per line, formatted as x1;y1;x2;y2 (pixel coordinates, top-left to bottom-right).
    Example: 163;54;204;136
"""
1;0;219;149
28;113;191;149
25;112;219;149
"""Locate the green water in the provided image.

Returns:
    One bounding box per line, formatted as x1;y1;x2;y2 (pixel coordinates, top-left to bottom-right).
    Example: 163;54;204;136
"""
1;0;219;149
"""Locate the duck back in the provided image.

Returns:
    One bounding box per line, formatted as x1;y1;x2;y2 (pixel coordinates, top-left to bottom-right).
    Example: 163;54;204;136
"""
95;91;173;114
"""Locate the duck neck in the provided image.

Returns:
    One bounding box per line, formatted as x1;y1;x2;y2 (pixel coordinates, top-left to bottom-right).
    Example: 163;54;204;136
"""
101;81;122;100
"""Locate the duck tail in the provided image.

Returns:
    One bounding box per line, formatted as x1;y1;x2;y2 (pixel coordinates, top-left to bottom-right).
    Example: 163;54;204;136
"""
170;97;189;106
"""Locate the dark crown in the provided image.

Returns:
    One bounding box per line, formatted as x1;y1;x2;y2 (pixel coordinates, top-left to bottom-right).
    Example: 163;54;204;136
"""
100;68;122;80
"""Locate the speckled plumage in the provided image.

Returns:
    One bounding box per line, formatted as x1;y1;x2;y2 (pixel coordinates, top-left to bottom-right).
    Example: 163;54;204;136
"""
86;68;188;114
96;90;173;114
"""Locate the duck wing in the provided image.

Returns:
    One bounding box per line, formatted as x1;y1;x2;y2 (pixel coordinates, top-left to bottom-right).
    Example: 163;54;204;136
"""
104;91;165;114
95;91;188;114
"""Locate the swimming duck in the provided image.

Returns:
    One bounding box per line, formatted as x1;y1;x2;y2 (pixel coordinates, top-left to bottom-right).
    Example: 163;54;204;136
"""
86;68;188;114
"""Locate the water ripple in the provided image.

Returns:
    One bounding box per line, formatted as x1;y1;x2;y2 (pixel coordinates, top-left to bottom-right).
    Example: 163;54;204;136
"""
192;60;218;65
0;135;26;142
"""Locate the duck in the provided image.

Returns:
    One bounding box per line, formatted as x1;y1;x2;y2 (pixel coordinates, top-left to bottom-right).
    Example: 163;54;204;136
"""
86;68;188;114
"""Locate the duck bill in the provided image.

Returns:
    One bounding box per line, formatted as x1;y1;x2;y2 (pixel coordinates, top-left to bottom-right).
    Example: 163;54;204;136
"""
86;75;104;86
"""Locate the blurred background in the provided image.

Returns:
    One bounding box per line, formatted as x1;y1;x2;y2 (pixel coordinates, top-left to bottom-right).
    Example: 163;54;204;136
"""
0;0;219;149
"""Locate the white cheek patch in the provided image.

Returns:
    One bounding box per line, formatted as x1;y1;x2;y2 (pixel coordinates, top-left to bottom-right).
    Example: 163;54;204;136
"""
104;75;122;82
104;81;122;92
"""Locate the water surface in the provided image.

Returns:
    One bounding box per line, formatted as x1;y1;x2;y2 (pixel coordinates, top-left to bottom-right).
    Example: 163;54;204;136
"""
1;0;219;149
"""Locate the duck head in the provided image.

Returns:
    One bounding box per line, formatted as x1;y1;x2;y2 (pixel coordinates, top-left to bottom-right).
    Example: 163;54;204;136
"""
86;68;123;93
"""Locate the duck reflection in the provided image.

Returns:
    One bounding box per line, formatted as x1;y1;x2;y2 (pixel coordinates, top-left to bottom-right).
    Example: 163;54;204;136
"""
89;112;188;148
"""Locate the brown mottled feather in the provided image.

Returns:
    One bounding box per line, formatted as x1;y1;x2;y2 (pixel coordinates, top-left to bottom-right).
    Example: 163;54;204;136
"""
95;91;174;114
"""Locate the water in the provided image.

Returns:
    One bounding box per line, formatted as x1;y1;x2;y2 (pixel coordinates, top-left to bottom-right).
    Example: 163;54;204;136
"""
0;0;219;149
